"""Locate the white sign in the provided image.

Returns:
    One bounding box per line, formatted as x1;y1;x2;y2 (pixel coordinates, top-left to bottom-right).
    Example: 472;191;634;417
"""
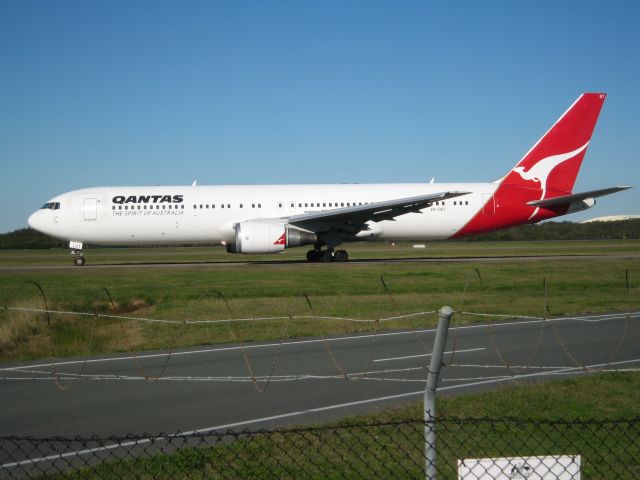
458;455;580;479
69;241;83;250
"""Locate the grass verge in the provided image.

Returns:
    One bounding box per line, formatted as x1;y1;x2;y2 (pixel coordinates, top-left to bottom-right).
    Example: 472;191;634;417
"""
1;244;639;361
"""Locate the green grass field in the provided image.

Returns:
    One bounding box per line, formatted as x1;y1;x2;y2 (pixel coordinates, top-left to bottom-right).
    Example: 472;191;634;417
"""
1;240;639;362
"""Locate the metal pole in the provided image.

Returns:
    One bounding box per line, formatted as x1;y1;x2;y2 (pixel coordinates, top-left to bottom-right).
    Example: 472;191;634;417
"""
424;305;453;480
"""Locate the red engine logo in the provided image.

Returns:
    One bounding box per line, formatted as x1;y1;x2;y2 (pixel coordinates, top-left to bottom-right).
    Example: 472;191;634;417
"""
274;232;286;245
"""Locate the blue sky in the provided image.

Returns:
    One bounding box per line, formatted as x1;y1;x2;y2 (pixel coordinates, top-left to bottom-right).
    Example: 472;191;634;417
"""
1;1;638;233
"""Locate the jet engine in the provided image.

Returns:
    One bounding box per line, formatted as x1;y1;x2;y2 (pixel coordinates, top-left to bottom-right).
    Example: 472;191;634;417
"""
226;222;317;254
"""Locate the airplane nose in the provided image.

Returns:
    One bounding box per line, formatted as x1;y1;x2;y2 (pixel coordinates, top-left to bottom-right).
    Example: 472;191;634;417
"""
28;211;39;230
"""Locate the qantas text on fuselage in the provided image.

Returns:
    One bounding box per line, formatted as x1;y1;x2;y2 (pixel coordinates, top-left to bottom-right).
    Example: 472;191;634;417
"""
28;93;630;266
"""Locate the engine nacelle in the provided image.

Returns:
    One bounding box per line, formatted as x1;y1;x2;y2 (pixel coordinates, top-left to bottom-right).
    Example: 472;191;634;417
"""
226;222;317;254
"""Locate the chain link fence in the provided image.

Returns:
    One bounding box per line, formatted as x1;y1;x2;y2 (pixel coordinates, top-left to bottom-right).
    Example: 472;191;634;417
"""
1;417;638;479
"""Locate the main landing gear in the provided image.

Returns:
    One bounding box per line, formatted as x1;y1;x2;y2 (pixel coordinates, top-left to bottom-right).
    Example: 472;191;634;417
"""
306;248;349;263
71;250;85;267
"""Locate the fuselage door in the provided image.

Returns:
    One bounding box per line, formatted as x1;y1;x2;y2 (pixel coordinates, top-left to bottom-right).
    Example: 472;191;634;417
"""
481;193;495;215
83;198;98;221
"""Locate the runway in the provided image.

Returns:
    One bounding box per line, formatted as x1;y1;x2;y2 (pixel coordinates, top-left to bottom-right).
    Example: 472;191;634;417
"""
0;310;638;473
1;253;639;271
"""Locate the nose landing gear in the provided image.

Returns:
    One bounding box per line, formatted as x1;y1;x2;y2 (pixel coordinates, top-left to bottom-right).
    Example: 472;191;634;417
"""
71;250;86;266
69;241;86;266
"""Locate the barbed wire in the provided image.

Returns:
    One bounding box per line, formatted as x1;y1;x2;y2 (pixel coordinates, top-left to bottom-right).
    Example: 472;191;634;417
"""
1;305;439;324
1;271;637;394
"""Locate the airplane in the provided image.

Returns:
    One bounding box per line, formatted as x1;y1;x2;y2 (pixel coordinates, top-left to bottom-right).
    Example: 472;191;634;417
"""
27;93;630;266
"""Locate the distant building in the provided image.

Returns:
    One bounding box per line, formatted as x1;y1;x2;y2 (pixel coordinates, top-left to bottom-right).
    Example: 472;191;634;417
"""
581;215;640;223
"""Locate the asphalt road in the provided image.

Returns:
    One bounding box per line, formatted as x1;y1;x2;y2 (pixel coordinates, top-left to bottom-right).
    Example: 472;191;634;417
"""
0;311;638;474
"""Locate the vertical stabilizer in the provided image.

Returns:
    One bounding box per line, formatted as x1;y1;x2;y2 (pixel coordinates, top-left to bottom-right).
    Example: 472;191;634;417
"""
504;93;606;197
455;93;607;237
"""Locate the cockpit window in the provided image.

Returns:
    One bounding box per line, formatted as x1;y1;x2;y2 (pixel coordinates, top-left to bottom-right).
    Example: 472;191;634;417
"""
41;202;60;210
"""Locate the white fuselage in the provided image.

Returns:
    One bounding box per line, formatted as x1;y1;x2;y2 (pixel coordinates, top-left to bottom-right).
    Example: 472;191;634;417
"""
28;183;497;245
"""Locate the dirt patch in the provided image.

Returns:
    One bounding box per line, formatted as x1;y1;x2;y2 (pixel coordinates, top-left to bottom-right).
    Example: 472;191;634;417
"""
100;298;151;315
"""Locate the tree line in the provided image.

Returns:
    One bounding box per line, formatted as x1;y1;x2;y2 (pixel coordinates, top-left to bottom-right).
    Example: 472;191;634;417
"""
464;219;640;241
0;220;639;249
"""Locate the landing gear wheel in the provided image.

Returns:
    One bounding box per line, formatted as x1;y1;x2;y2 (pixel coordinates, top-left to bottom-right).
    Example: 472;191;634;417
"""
334;250;348;262
73;256;86;267
306;250;321;262
321;250;334;262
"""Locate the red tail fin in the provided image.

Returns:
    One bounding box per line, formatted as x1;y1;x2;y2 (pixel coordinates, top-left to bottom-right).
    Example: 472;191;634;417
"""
503;93;606;197
454;93;607;237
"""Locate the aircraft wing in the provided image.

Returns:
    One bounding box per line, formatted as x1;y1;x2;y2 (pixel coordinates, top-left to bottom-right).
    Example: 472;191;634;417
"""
286;191;470;235
527;186;631;209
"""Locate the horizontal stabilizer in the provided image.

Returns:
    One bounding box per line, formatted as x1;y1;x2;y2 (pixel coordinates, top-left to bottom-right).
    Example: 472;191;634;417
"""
526;186;631;208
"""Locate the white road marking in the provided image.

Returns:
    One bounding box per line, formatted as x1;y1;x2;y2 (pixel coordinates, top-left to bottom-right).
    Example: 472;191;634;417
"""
448;364;572;369
4;357;639;469
1;311;634;373
373;347;485;362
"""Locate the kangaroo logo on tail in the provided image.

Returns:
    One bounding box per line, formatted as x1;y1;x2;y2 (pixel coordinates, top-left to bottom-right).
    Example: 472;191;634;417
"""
513;142;589;199
513;142;589;220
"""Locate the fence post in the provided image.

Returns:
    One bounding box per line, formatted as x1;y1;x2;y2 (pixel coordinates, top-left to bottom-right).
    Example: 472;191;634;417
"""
424;305;453;480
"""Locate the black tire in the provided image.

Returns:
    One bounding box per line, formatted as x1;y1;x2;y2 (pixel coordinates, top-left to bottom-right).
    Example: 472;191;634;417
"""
321;250;334;262
334;250;348;262
306;250;320;262
74;256;86;267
